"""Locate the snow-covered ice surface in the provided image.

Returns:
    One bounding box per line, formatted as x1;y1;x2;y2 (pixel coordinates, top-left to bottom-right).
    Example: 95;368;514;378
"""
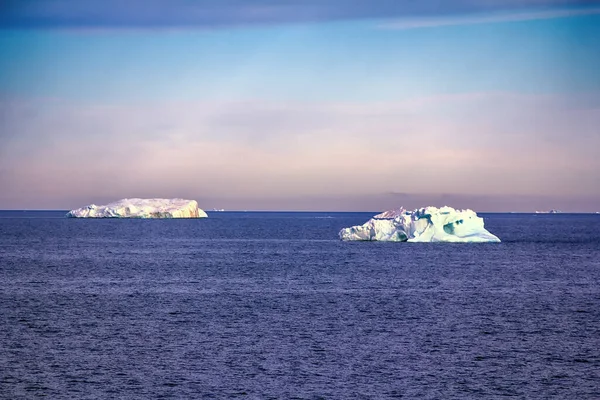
66;198;208;218
339;206;500;243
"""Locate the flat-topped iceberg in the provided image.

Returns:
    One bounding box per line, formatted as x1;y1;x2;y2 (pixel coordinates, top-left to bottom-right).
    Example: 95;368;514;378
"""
66;198;208;218
339;206;500;243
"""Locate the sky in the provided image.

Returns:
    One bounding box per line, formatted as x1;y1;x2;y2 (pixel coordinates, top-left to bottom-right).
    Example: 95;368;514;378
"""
1;0;599;211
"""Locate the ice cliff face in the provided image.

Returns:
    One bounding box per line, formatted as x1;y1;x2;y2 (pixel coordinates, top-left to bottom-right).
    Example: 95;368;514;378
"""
66;198;208;218
339;206;500;243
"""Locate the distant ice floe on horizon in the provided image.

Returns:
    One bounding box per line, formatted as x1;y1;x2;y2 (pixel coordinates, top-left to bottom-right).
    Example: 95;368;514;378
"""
339;206;500;243
66;198;208;218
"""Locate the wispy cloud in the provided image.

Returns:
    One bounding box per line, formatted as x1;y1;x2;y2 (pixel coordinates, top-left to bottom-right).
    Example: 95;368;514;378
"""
1;0;599;30
379;7;600;30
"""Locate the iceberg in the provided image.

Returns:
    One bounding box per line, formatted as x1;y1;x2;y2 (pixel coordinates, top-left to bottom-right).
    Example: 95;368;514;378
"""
339;206;500;243
66;198;208;218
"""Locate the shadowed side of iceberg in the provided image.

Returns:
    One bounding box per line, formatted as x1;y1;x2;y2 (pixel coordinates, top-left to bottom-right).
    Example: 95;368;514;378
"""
339;206;500;243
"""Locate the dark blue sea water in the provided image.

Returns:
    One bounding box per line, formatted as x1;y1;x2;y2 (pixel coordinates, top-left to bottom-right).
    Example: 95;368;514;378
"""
1;211;599;399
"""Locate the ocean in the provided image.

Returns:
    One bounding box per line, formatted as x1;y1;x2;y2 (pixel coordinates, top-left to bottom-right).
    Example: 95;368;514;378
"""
1;211;599;399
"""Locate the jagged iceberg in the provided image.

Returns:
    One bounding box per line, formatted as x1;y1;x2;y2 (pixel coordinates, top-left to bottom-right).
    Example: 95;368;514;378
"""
66;198;208;218
339;206;500;243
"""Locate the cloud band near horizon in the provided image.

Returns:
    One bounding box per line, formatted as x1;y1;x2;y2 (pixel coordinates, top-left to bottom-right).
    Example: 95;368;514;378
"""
1;92;599;211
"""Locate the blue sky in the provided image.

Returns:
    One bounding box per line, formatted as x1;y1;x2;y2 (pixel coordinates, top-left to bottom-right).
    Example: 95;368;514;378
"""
1;1;599;211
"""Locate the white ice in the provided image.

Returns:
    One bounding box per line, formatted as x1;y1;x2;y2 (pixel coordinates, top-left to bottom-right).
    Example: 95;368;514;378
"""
339;206;500;243
66;198;208;218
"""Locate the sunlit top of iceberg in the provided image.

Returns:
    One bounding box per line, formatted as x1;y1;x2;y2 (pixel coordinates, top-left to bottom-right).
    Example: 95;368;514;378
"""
339;206;500;243
66;198;207;218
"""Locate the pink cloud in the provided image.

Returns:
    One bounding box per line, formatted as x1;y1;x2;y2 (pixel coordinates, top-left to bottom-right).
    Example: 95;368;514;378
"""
1;91;598;210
